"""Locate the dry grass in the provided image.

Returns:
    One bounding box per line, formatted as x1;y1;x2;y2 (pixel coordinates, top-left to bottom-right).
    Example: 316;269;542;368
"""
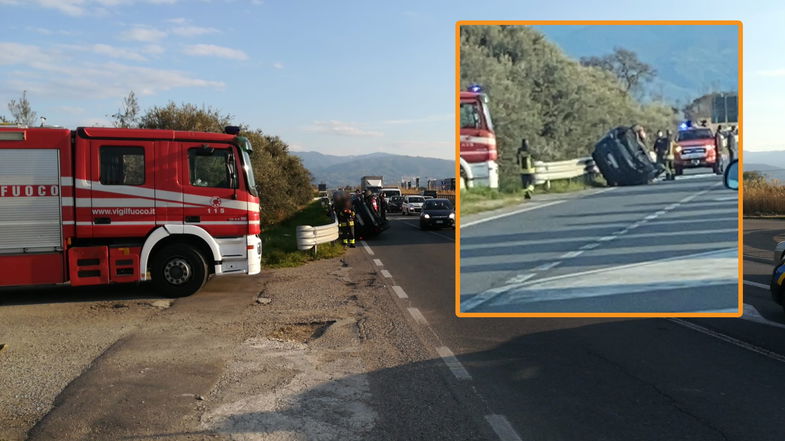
744;177;785;216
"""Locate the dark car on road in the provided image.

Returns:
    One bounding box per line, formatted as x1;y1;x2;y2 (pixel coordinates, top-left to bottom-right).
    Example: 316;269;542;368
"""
388;195;404;213
419;198;455;229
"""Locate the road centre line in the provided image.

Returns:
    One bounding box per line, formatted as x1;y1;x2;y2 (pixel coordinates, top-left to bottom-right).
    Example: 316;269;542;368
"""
436;346;473;380
360;240;374;256
669;318;785;364
373;259;383;266
392;285;408;299
485;415;524;441
380;269;392;278
535;261;561;271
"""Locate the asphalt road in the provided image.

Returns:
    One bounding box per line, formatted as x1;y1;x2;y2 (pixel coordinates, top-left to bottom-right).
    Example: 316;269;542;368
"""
370;208;785;441
460;171;739;313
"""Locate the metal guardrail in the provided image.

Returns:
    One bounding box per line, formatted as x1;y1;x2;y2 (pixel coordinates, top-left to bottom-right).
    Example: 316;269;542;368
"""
534;157;598;188
296;214;339;252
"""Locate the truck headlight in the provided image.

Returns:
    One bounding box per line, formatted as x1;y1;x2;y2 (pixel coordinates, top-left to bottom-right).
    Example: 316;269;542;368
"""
675;146;682;153
449;213;455;219
704;144;714;150
423;214;430;219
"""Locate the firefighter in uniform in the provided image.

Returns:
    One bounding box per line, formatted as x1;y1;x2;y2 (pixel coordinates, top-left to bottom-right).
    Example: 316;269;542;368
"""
663;129;677;181
715;125;727;175
337;193;356;248
727;126;738;162
654;130;668;165
517;138;535;199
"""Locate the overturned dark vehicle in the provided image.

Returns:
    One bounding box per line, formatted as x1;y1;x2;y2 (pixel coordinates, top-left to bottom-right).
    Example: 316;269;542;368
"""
352;194;390;238
592;126;664;186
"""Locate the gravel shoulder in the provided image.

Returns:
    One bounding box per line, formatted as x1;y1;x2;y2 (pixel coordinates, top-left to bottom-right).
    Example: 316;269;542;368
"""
3;248;484;441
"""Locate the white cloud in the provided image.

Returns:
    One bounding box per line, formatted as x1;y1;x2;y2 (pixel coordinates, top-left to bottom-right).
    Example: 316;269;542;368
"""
166;17;188;24
90;44;147;61
1;0;180;16
759;69;785;77
306;121;383;137
120;26;167;42
382;114;452;125
183;44;248;60
272;61;284;69
0;42;224;99
172;26;219;37
142;44;165;54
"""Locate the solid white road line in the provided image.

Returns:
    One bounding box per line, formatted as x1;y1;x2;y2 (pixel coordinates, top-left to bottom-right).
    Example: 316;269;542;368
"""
744;280;769;290
360;240;374;256
380;269;392;278
407;307;428;325
392;285;408;299
461;200;567;229
373;259;383;266
669;319;785;364
436;346;472;380
742;304;785;329
505;273;536;285
485;415;524;441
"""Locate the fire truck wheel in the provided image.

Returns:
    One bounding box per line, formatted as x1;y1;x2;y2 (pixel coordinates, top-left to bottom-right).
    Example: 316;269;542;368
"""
151;244;209;297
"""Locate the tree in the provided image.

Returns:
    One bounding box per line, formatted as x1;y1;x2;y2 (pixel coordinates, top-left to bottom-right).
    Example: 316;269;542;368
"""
139;102;233;133
111;91;140;128
580;47;656;95
7;90;38;126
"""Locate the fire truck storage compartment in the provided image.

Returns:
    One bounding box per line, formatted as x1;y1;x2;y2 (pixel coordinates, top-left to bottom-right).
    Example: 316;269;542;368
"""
68;246;109;286
109;246;141;283
0;149;63;253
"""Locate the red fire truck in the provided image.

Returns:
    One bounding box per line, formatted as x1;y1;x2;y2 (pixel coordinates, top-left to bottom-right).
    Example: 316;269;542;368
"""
0;126;261;297
459;86;498;189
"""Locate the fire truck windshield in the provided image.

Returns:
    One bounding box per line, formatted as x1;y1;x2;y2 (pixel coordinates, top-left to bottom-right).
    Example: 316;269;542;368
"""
235;137;258;197
461;102;482;129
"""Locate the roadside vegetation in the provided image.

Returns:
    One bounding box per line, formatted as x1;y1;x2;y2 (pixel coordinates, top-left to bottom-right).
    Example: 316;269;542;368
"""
262;200;345;268
743;171;785;217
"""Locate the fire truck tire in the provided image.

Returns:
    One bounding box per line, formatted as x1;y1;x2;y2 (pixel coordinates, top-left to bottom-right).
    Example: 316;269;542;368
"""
151;244;209;297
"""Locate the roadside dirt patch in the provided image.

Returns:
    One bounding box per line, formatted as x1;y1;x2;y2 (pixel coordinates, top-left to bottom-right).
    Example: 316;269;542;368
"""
269;321;335;344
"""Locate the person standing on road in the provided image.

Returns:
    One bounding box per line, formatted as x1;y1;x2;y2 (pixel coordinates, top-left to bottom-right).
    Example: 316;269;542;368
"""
714;125;726;175
337;194;356;248
654;130;668;165
727;125;738;163
517;138;535;199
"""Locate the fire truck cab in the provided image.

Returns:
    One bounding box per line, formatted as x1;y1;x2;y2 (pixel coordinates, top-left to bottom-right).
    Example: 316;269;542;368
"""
460;88;498;189
674;125;719;175
0;126;262;297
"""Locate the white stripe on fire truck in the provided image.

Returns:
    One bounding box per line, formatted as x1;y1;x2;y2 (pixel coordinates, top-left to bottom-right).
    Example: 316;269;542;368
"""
61;199;73;206
74;220;253;226
460;136;496;145
78;180;259;211
60;177;73;186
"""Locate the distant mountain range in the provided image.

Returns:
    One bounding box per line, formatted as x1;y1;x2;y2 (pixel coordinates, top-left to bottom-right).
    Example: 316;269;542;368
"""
744;152;785;182
538;25;739;104
292;151;454;188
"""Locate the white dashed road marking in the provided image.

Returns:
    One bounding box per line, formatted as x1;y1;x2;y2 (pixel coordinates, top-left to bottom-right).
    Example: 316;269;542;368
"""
360;240;374;256
380;269;392;278
560;250;583;259
407;307;428;325
392;285;408;299
580;243;600;250
505;273;535;285
535;261;561;271
373;258;383;266
461;200;568;229
744;280;769;290
485;414;524;441
436;346;472;380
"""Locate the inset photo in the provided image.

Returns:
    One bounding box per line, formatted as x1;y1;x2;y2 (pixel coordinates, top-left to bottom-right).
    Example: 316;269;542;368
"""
457;21;742;316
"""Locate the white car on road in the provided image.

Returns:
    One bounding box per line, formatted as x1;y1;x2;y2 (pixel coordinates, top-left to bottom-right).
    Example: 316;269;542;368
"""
402;195;425;215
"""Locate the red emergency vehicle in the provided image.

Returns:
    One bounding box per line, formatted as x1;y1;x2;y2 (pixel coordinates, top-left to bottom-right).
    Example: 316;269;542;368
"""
0;126;261;297
674;126;719;175
459;87;498;189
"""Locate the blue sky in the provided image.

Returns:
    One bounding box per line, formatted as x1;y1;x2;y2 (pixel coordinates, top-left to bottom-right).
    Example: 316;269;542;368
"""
1;0;783;158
